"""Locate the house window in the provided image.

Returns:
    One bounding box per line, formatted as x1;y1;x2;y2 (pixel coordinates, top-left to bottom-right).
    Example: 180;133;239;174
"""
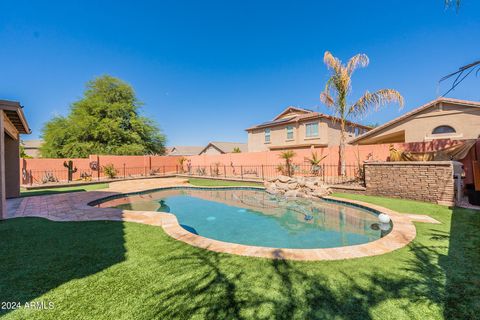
432;125;456;134
286;126;294;140
305;122;319;137
264;128;271;143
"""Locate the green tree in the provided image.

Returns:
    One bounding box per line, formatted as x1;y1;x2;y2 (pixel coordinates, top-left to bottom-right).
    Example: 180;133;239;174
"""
40;75;166;158
320;51;403;175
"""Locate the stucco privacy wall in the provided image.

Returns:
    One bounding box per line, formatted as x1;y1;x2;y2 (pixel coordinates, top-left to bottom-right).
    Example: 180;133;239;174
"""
20;155;182;184
186;139;461;167
364;161;455;205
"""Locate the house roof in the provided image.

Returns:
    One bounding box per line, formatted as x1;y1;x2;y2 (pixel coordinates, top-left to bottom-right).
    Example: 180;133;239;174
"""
350;97;480;144
22;139;43;149
167;146;204;156
0;100;31;134
199;141;248;154
272;106;313;120
246;106;371;131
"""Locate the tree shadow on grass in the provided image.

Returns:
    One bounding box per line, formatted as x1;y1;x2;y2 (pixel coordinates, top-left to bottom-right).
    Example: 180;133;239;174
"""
149;207;480;319
439;207;480;319
0;217;125;317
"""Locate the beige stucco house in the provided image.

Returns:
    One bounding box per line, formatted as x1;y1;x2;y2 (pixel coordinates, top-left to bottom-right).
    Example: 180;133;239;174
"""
167;146;204;156
22;139;43;158
350;98;480;145
199;142;248;155
246;106;371;152
1;100;30;219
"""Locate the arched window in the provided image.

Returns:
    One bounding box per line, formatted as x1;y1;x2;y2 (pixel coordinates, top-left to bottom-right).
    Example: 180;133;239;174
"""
432;125;456;134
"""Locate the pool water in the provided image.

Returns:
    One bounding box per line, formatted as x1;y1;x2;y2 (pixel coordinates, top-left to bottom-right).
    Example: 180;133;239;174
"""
96;188;389;249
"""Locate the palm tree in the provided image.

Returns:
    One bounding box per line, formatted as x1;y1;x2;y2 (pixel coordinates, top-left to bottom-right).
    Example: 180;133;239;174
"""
278;150;296;177
320;51;404;175
304;150;327;176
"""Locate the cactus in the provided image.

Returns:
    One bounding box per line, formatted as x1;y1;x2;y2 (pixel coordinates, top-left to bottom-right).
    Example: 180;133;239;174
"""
63;160;78;182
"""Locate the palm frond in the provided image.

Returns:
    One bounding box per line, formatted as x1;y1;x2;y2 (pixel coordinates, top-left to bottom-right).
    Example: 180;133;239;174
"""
320;92;335;107
349;89;404;118
323;51;342;71
346;54;369;75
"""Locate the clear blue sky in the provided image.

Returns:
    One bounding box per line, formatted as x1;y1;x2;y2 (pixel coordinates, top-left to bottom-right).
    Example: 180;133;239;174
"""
1;0;479;146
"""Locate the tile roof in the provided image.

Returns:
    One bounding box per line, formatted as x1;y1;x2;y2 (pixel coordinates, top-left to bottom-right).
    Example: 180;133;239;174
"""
350;97;480;144
200;142;248;154
167;146;204;156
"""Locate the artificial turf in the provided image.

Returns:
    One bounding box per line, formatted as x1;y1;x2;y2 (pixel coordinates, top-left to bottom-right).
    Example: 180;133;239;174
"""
187;178;264;187
0;193;479;319
19;183;109;197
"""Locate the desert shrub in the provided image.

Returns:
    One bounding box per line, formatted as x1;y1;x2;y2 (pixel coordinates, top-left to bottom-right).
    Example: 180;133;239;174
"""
103;164;117;179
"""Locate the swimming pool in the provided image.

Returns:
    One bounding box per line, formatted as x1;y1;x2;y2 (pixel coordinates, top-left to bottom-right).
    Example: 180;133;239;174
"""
94;187;391;249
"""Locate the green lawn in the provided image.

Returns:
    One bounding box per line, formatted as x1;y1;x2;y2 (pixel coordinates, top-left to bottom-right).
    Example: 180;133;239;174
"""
1;193;479;319
188;178;264;187
20;183;109;197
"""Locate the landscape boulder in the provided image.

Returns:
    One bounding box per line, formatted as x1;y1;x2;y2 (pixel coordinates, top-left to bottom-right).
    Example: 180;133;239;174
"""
264;176;331;199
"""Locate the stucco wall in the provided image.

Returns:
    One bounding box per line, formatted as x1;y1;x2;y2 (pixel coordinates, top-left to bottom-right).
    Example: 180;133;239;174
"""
358;102;480;144
364;161;455;205
201;146;222;155
5;134;20;198
247;118;361;152
20;155;182;185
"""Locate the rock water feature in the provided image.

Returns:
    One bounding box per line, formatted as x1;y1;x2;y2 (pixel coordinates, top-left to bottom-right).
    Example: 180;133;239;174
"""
264;175;332;199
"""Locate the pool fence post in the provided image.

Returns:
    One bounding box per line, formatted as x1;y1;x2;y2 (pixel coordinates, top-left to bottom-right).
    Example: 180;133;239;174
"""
224;165;227;178
123;163;126;179
29;170;32;186
97;155;100;181
163;165;165;175
261;165;264;180
176;165;179;174
241;166;243;179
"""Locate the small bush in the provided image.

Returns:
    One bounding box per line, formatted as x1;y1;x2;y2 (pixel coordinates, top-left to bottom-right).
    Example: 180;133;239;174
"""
103;164;117;179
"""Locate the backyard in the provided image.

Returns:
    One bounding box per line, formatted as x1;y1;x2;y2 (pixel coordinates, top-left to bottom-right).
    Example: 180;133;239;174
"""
1;184;479;319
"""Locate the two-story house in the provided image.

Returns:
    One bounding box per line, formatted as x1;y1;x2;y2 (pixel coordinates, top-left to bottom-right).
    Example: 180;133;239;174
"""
245;106;371;152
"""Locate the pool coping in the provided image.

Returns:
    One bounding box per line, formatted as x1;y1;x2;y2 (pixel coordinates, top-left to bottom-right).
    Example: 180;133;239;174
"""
9;183;441;261
92;186;441;261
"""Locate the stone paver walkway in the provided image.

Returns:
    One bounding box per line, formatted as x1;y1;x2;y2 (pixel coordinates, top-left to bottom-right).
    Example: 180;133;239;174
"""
6;177;441;261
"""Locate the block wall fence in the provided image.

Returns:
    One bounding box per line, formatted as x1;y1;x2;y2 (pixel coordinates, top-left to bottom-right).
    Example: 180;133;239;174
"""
18;139;465;186
364;161;456;205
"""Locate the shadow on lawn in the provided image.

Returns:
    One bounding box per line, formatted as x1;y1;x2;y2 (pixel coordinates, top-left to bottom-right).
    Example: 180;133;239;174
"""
151;208;480;319
439;207;480;319
0;218;125;317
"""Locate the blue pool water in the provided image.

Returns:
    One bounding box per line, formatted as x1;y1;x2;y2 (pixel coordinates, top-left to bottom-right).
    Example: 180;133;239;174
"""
97;188;388;249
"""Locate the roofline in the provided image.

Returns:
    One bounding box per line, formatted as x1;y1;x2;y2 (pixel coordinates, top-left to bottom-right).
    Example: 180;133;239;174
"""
199;142;225;155
0;100;31;134
246;113;371;131
198;141;247;154
350;97;480;144
272;106;312;121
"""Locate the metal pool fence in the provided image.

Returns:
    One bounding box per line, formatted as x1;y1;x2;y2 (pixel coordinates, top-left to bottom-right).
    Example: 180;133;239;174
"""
180;164;364;185
22;163;364;186
22;165;179;186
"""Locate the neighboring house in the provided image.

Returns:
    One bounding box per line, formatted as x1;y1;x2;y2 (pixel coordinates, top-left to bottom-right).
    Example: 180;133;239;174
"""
167;146;204;156
199;142;248;155
246;106;371;152
1;100;30;218
350;98;480;145
22;139;43;158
